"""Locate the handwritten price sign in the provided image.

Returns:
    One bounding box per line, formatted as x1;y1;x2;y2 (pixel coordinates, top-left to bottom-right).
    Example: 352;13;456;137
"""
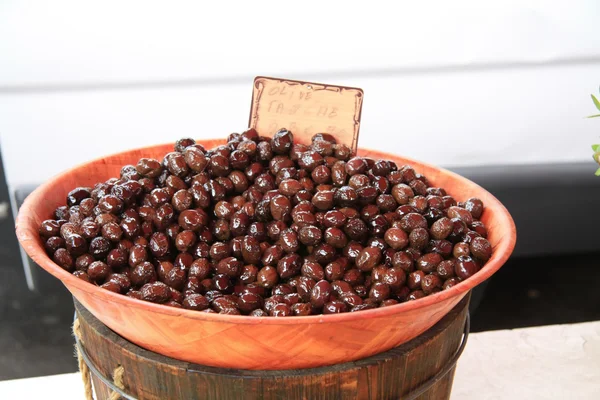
249;77;364;151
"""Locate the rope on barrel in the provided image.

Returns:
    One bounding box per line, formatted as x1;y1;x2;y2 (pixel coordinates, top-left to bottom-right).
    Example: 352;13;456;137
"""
73;314;135;400
108;365;126;400
73;318;94;400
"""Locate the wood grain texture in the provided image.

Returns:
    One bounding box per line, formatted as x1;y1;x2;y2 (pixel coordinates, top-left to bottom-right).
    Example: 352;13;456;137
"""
16;139;516;370
77;294;470;400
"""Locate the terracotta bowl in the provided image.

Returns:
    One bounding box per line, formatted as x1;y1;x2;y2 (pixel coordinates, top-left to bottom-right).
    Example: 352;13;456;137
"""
16;140;516;370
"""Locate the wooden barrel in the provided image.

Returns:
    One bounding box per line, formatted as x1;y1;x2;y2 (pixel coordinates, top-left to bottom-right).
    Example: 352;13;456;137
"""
74;294;469;400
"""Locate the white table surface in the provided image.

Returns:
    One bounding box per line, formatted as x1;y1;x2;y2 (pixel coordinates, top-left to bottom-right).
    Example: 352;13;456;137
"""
1;321;599;399
452;320;600;399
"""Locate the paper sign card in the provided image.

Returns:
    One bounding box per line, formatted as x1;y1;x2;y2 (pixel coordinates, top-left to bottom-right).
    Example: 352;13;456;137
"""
249;77;363;151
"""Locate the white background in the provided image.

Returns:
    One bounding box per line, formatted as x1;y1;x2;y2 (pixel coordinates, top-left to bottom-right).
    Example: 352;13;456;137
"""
1;1;599;188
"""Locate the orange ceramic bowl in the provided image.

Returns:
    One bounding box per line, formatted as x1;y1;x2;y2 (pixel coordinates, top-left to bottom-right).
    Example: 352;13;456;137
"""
16;140;516;370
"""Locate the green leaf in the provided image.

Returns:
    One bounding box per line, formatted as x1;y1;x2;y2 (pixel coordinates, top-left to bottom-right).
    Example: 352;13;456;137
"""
592;94;600;111
593;145;600;152
587;114;600;118
595;167;600;176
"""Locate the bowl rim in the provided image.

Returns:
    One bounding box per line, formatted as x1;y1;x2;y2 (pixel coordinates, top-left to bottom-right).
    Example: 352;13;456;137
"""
16;140;516;326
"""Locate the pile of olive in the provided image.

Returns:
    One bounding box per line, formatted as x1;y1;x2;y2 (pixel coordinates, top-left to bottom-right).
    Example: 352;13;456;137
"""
39;129;491;316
